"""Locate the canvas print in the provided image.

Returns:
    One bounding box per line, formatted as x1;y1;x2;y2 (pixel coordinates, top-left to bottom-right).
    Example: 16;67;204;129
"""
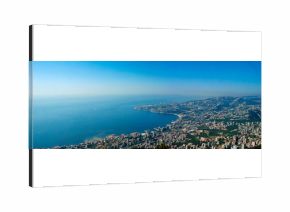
30;61;261;149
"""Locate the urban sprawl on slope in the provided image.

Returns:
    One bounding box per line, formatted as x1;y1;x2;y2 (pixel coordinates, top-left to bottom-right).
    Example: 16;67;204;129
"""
55;96;261;149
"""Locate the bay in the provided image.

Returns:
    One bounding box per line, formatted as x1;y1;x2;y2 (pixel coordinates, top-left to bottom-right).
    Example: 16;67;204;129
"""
31;95;197;148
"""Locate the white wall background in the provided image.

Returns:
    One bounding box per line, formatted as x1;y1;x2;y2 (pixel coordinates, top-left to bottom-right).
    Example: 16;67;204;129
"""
0;0;289;211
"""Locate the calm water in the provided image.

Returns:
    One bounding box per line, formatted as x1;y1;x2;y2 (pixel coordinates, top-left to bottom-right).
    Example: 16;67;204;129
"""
31;95;198;148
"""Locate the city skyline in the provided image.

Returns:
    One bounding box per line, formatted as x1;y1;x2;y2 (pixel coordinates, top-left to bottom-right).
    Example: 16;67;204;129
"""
32;61;261;97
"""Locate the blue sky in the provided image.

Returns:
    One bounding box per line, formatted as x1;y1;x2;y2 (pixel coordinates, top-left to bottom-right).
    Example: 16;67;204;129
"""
32;61;261;97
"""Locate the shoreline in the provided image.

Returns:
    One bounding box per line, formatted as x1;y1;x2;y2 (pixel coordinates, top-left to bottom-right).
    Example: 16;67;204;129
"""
50;96;261;149
57;105;181;147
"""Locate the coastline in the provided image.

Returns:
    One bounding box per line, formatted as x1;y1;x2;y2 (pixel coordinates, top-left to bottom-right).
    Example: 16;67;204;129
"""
82;107;181;143
52;104;181;148
50;96;261;149
34;96;184;148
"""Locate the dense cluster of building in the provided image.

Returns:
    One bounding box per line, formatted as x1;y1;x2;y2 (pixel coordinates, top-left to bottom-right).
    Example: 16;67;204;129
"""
56;96;261;149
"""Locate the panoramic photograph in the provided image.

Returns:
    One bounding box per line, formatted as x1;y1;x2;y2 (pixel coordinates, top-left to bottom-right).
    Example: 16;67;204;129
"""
30;61;261;149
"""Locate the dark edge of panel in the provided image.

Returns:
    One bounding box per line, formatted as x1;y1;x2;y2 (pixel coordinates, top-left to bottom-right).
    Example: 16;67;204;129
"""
29;25;33;61
29;150;33;187
29;25;33;187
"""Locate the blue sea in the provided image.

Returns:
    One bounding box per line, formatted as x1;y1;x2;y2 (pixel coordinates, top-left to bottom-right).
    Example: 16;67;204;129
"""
31;95;199;148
